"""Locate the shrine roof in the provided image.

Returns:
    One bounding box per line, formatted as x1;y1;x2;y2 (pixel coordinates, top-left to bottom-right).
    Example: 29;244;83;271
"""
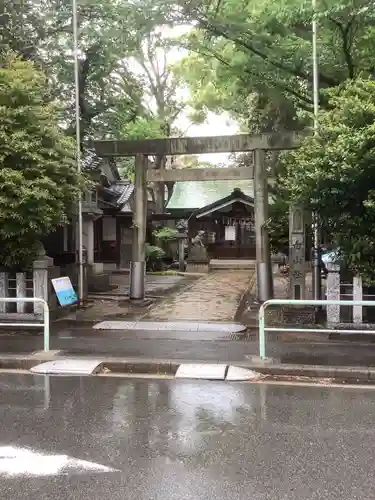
166;180;255;210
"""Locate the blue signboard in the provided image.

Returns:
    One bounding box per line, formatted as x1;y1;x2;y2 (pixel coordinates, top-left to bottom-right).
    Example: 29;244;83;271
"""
51;277;78;306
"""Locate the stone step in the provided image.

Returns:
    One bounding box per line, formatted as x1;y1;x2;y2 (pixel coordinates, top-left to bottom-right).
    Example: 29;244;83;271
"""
93;321;247;332
209;259;256;270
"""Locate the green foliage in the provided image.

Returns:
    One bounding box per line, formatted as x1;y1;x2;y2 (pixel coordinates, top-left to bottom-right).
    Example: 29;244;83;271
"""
266;197;290;256
0;0;163;140
145;243;165;260
177;155;220;169
279;78;375;280
117;158;135;181
117;115;169;179
166;0;375;267
173;0;375;131
153;227;179;243
122;116;169;140
113;29;191;185
0;55;85;269
51;0;149;140
145;243;165;270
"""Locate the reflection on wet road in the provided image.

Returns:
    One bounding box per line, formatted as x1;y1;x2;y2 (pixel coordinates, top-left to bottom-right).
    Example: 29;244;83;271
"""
1;375;375;499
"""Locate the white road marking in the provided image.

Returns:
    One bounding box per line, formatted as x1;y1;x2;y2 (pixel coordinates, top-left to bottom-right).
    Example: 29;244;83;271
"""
0;446;118;476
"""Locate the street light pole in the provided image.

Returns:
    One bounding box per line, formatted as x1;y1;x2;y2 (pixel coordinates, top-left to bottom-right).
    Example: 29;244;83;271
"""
312;0;319;127
312;0;321;300
72;0;84;303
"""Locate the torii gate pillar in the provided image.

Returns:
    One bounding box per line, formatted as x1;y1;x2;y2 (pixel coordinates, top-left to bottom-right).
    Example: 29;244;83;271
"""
129;154;147;300
254;149;273;302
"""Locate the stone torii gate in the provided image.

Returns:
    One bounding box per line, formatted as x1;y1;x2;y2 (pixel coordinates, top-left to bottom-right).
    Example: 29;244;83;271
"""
92;133;303;302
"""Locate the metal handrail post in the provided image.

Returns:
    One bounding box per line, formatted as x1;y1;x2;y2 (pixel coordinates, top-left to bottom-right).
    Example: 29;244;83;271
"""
0;297;50;353
43;299;50;352
259;299;375;360
259;303;266;360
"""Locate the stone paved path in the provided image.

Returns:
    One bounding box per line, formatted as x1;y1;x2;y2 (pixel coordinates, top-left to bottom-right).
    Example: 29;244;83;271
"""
108;273;187;296
145;270;256;322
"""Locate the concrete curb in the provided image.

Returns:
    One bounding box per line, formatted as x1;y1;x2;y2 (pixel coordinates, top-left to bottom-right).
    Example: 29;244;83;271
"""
101;361;375;382
1;353;375;383
0;356;41;370
102;360;180;375
247;363;375;382
0;355;180;375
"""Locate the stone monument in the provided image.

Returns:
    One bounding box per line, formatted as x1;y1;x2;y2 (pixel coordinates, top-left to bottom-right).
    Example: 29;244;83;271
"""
187;230;209;272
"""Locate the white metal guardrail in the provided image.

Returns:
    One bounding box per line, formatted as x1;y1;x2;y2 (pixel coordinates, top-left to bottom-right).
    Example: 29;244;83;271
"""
0;298;50;352
259;299;375;360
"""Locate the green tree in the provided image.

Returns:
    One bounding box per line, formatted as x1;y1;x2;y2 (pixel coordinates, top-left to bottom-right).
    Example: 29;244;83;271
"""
0;55;85;269
129;30;188;211
0;0;53;61
280;79;375;280
115;29;194;208
47;0;149;141
167;0;375;254
173;0;375;131
0;0;153;140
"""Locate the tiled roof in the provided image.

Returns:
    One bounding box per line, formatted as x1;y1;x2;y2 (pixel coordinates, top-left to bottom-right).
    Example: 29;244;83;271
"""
81;148;101;172
117;183;135;206
167;180;255;210
103;181;134;213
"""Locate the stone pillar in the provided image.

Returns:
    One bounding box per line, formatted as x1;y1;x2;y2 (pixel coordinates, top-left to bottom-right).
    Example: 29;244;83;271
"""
120;225;132;269
130;154;147;300
33;255;54;315
326;262;340;324
16;273;27;313
289;205;306;299
353;274;363;324
178;237;185;272
63;224;69;252
254;149;273;301
155;155;166;214
312;215;322;300
85;219;94;265
0;273;8;314
176;219;187;272
78;218;94;264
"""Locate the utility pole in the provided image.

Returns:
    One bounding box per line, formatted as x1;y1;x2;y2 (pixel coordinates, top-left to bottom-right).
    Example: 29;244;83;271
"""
73;0;84;303
312;0;321;300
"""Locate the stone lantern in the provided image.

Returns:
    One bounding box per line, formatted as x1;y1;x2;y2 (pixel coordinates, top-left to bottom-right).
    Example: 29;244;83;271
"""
176;220;188;272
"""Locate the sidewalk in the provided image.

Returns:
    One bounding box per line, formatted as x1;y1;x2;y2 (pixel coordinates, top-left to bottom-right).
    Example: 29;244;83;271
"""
1;326;375;367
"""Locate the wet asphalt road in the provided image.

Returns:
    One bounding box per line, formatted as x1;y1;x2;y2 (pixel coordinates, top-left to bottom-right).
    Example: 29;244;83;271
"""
1;376;375;499
2;333;375;365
